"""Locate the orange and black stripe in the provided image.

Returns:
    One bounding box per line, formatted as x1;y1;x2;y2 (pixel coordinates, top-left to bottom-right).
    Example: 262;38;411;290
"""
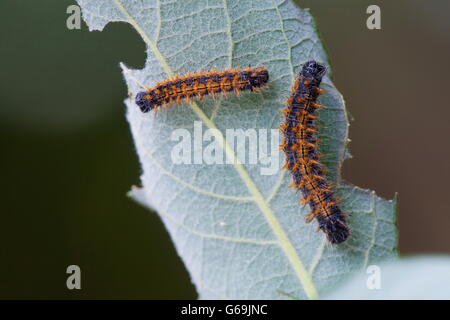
280;61;350;244
135;67;269;112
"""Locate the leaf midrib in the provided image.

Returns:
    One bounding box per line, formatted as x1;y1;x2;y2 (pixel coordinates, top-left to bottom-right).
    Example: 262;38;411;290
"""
113;0;319;299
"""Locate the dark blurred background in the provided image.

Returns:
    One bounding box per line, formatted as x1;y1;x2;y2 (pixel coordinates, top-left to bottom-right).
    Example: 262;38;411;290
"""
0;0;448;299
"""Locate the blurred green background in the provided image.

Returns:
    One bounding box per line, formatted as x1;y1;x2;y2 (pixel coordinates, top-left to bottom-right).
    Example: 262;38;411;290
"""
1;0;449;299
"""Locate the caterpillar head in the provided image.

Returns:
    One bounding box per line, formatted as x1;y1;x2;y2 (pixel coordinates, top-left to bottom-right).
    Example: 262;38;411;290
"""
135;91;158;113
302;61;327;81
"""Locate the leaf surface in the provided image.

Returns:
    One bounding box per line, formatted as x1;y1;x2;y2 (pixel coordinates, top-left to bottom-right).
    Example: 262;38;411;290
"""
77;0;398;299
325;257;450;299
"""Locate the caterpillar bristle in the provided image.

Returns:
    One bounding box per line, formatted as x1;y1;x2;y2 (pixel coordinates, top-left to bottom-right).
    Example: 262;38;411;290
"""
135;67;269;113
279;60;350;244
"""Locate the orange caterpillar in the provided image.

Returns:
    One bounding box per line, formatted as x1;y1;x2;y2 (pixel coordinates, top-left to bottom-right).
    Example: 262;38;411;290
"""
280;61;350;244
135;67;269;112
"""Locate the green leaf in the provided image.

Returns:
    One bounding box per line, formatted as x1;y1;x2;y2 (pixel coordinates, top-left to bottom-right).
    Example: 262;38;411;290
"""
324;257;450;299
77;0;398;299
